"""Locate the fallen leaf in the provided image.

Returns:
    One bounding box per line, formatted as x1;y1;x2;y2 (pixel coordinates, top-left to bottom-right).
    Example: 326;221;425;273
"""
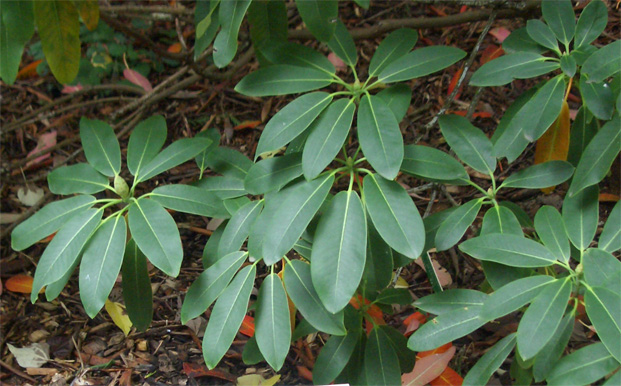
5;275;43;294
448;110;493;119
239;315;255;337
168;42;182;53
534;100;570;194
327;52;347;72
237;373;281;386
27;131;57;167
17;186;44;206
480;45;504;65
17;60;43;79
0;213;23;224
182;362;236;382
297;365;313;382
403;312;427;337
61;84;84;94
185;317;206;337
7;343;50;368
599;193;620;202
489;27;511;43
233;120;262;131
402;346;456;386
123;69;153;92
447;68;463;99
417;343;453;359
104;300;132;336
430;366;464;386
415;257;453;287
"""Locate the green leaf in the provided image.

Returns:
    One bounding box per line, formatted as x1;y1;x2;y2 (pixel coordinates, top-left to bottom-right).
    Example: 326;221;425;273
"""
439;114;496;175
255;92;333;158
294;0;337;42
562;185;599;251
311;190;367;313
313;330;359;385
560;54;577;77
580;75;614;120
568;106;598;167
234;64;333;97
0;0;34;84
585;286;621;362
358;94;403;179
375;288;412;305
519;75;567;142
303;99;355;179
362;219;394;294
79;216;126;318
574;0;608;48
151;184;228;218
364;328;401;386
582;40;621;83
502;27;547;54
541;0;575;47
31;208;103;303
217;200;263;257
533;312;574;382
262;174;334;265
284;260;346;335
460;234;557;267
202;265;256;369
498;201;534;228
127;115;167;177
546;343;619;385
435;199;483;251
415;289;488;315
247;0;287;53
202;221;226;268
202;146;252;180
242;336;264;365
377;46;466;83
492;87;538;162
255;273;291;371
194;0;220;60
369;28;418;77
128;198;183;277
408;305;486;351
363;174;424;259
568;116;621;196
136;137;212;183
376;83;412;122
340;332;367;385
34;0;80;84
583;248;621;292
181;251;247;324
380;325;416;373
245;153;303;195
44;257;79;302
535;206;570;263
604;371;621;386
516;277;572;360
463;333;517;386
48;163;109;195
600;202;621;253
401;145;469;183
195;176;246;200
526;19;560;53
481;275;555;321
122;239;153;331
12;195;96;251
79;118;121;177
247;194;283;261
260;41;335;74
212;0;251;68
327;20;357;67
501;161;574;189
470;53;559;87
480;206;523;236
195;128;220;174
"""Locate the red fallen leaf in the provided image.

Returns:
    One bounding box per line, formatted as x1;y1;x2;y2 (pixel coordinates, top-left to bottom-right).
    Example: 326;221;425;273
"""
447;68;463;99
480;45;504;65
350;294;385;334
168;42;182;53
62;84;84;94
5;275;42;294
489;27;511;43
27;131;57;167
123;68;153;92
448;110;493;119
182;362;236;382
239;315;255;337
417;343;453;359
297;365;313;382
459;5;468;13
430;366;464;386
328;52;347;72
428;5;447;16
403;312;428;337
39;232;57;244
233;120;262;131
403;346;456;386
599;193;620;202
17;60;43;80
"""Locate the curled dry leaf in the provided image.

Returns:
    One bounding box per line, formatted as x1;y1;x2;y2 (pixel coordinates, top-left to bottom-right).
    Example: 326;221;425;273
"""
7;343;50;368
26;131;57;167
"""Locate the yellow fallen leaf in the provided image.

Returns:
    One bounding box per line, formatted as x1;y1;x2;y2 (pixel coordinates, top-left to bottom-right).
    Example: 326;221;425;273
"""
237;374;281;386
104;300;132;336
392;274;410;289
534;100;570;194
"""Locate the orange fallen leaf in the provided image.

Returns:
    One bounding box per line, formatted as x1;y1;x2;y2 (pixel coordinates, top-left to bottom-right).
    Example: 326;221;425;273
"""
417;343;453;359
277;269;297;333
448;110;493;119
239;315;255;337
182;362;236;382
5;275;42;294
480;45;504;65
168;42;182;53
447;68;463;99
17;60;43;80
233;120;262;131
599;193;620;202
403;346;456;386
534;100;570;194
297;365;313;382
430;366;464;386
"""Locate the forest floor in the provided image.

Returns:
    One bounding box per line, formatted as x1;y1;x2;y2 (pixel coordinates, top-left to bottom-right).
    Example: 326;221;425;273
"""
1;1;619;385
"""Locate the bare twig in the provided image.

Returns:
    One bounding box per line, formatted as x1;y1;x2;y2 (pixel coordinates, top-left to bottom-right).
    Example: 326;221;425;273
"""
412;0;530;9
0;359;37;384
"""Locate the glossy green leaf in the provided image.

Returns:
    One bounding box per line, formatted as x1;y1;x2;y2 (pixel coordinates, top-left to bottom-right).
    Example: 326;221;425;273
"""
79;216;126;318
262;174;333;265
79;118;121;177
526;19;560;53
519;75;567;142
377;46;466;83
194;1;220;60
581;40;621;83
369;28;418;77
122;239;152;331
517;277;572;360
242;336;264;365
401;145;469;183
481;275;555;321
203;265;255;369
340;332;367;385
260;41;335;74
293;239;313;260
376;83;411;122
535;206;570;263
244;153;303;194
313;330;359;385
585;286;621;362
541;0;575;47
203;146;252;180
470;53;559;87
311;190;366;313
463;333;516;386
326;20;357;67
31;208;103;302
375;288;412;305
562;185;599;251
502;27;547;54
128;198;183;277
583;248;621;292
247;194;282;261
480;206;523;236
569;116;621;196
568;106;598;167
363;174;424;258
255;92;332;158
247;0;287;55
136;137;212;183
501;161;574;189
362;219;394;294
34;0;80;84
408;305;486;351
574;0;608;48
48;163;109;195
381;325;416;373
195;176;246;200
0;0;34;84
255;273;291;371
217;200;263;257
571;43;598;65
365;328;401;386
357;94;403;179
492;87;537;162
600;202;621;253
460;234;557;267
604;370;621;386
12;195;96;251
181;251;247;324
194;128;221;173
44;256;79;301
284;260;345;335
532;312;574;381
580;75;614;120
212;0;251;68
546;343;619;385
439;114;496;175
127;115;167;177
202;221;226;268
234;64;333;97
294;0;337;42
303;99;355;179
560;54;577;77
151;184;228;218
435;199;483;251
415;289;488;315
